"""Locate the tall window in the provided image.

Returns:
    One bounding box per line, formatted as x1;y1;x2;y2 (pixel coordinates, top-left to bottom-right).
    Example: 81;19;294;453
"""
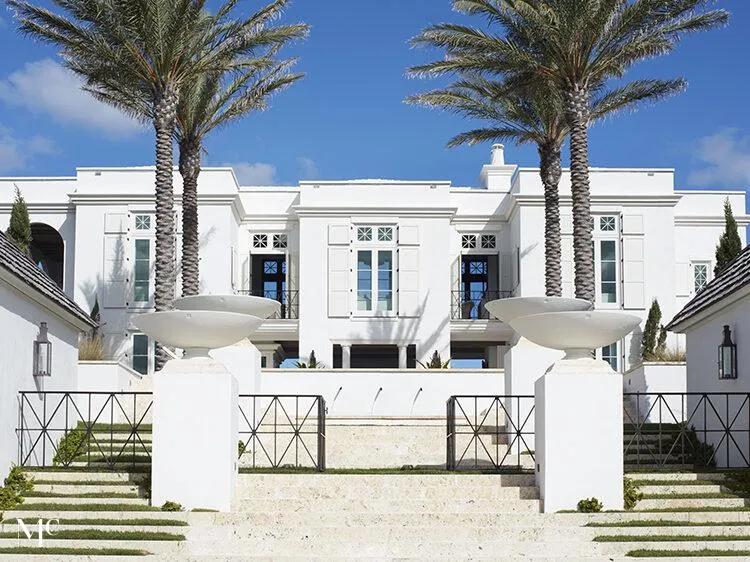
592;215;619;305
599;240;617;304
692;262;710;293
132;334;149;374
357;250;393;312
133;239;150;302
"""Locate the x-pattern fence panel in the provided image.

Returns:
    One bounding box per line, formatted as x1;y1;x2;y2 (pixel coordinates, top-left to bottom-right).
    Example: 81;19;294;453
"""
238;395;325;471
446;395;535;472
624;392;750;469
18;392;326;471
17;391;153;470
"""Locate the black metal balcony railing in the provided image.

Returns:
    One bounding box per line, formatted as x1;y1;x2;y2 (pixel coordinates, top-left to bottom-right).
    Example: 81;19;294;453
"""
235;289;299;319
451;290;512;320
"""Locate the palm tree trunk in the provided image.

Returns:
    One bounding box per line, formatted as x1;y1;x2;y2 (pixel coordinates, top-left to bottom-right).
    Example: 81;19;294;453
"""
539;142;563;297
153;86;179;371
564;86;595;303
179;139;201;297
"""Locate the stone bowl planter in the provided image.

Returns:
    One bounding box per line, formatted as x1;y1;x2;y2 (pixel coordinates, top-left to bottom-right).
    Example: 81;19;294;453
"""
174;294;280;319
484;296;591;324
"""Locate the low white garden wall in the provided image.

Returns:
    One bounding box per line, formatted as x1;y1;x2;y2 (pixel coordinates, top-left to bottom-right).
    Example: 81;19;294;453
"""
623;362;687;423
256;368;504;418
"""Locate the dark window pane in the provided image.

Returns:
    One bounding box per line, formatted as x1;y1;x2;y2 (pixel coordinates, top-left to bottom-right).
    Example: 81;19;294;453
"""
135;261;149;280
133;334;148;355
135;240;149;260
601;240;616;261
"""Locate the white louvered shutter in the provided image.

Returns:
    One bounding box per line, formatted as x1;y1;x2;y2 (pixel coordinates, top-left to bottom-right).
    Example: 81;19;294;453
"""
103;213;129;308
621;214;645;309
328;247;350;317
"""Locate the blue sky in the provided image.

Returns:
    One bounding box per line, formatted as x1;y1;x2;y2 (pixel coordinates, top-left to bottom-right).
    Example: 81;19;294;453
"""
0;0;748;199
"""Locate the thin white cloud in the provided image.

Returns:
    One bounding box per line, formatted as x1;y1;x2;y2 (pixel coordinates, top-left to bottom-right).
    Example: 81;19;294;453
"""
687;129;750;187
0;124;56;173
297;156;319;180
0;59;142;138
229;162;278;185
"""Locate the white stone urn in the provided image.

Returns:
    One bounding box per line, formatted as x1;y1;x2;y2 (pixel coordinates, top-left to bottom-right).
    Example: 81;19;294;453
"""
484;296;592;324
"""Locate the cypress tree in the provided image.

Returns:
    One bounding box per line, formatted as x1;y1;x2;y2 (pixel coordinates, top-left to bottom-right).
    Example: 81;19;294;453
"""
715;198;743;276
642;299;662;362
6;186;32;256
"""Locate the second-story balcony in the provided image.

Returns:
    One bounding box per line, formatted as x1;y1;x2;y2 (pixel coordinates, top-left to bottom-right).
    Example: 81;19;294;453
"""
235;289;299;320
451;290;513;320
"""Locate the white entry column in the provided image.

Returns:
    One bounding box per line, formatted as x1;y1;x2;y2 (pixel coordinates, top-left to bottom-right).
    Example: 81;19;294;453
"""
342;345;351;369
535;358;623;512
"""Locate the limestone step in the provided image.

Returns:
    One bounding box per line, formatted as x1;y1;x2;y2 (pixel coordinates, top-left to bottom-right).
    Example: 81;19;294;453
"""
638;484;727;495
2;510;185;521
236;473;536;486
30;483;142;495
625;472;727;481
185;537;615;558
236;497;541;513
582;511;750;524
586;525;750;537
0;538;183;553
21;496;150;506
0;523;188;534
637;497;750;510
23;471;147;483
236;484;539;501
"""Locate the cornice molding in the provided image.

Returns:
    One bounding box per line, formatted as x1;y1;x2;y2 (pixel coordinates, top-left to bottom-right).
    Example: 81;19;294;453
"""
292;206;458;219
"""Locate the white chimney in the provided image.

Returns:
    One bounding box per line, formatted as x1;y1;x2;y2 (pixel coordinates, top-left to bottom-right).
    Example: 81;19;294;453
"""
491;144;505;166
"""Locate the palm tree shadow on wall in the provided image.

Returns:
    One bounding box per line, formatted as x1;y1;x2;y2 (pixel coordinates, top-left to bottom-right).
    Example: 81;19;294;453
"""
76;225;218;363
341;290;449;368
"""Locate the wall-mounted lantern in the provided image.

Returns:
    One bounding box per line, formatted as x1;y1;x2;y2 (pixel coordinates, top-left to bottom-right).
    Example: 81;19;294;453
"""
33;322;52;377
718;324;737;380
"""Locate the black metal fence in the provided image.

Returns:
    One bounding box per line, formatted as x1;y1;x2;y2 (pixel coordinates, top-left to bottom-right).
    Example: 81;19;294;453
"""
450;290;513;320
17;391;153;470
235;289;299;319
238;395;325;471
623;392;750;469
446;395;535;472
18;392;326;471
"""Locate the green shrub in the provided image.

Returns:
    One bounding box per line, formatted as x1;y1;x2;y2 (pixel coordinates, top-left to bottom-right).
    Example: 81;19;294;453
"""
238;440;247;458
54;427;89;466
0;465;34;512
577;498;603;513
624;477;643;511
160;501;183;512
4;466;33;496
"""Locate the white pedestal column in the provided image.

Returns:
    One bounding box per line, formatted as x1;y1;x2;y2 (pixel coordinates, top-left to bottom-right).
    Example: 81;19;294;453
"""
152;357;239;512
535;358;623;513
504;338;563;450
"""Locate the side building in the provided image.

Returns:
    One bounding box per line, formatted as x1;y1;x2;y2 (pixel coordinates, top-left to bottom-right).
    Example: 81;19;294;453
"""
0;146;746;374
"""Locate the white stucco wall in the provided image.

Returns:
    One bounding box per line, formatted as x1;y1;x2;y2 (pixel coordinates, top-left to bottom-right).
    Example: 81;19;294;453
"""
681;293;750;467
0;281;81;473
623;363;687;423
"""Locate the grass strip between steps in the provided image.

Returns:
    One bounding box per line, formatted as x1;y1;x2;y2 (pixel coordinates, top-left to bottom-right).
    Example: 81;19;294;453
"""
627;549;750;557
239;467;533;475
0;530;183;541
587;520;750;528
0;546;149;555
12;503;159;511
42;518;188;527
595;534;750;542
23;491;140;499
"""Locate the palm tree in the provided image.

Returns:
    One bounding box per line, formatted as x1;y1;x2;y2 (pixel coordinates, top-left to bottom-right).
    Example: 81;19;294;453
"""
10;0;307;367
178;59;305;296
410;0;728;302
408;76;685;297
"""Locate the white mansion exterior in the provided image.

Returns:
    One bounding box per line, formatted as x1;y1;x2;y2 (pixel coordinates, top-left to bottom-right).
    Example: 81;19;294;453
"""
0;145;746;374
